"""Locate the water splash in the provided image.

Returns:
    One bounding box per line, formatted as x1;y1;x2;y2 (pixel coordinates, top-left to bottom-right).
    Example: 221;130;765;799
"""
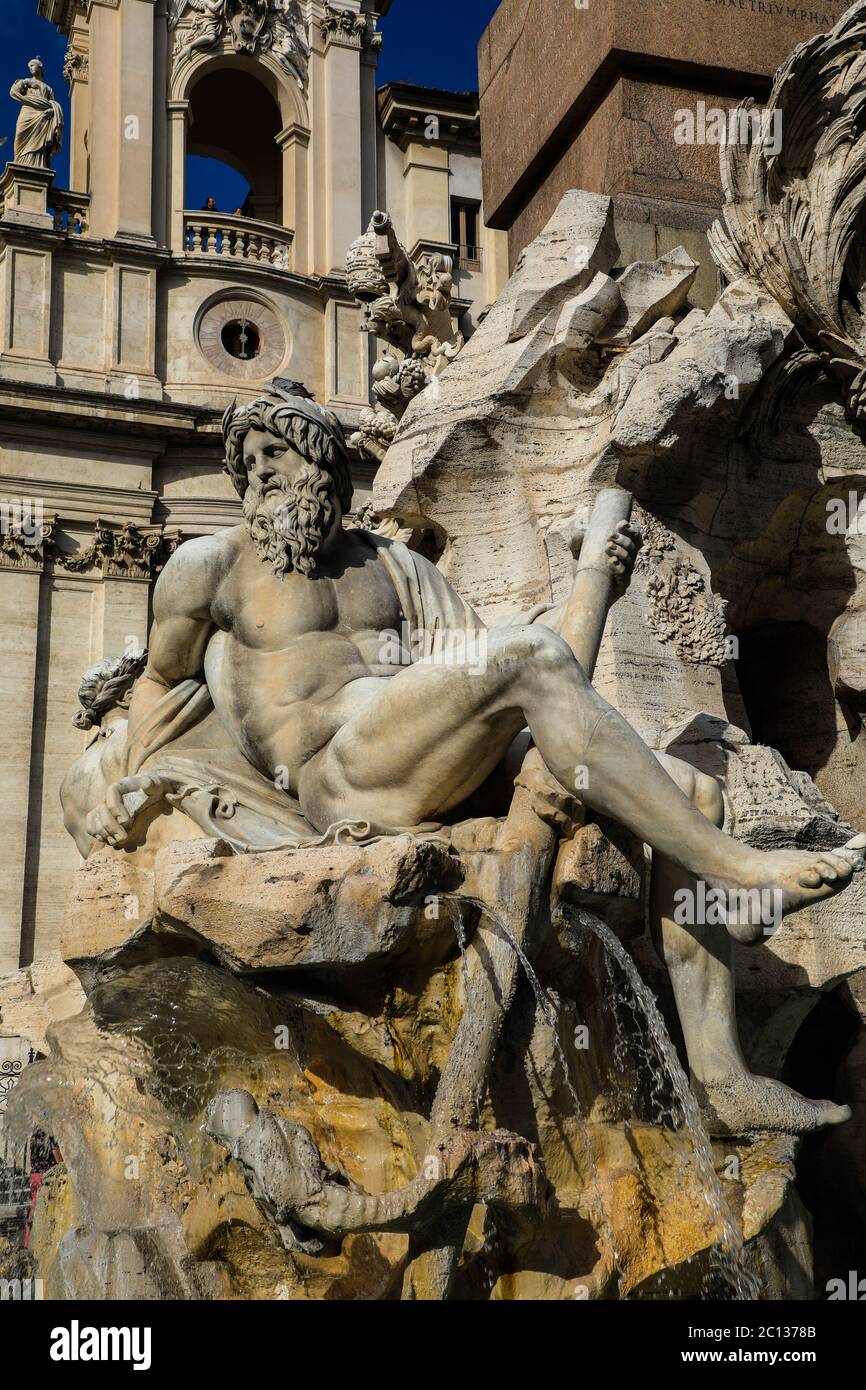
446;892;626;1290
560;903;760;1300
445;888;759;1299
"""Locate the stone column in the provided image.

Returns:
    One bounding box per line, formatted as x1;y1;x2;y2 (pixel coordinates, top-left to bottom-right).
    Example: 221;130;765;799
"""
21;523;172;964
151;0;170;248
359;33;381;229
402;141;451;256
64;9;92;196
0;547;44;974
87;0;122;239
167;101;190;254
117;0;157;243
88;0;157;243
277;124;311;274
319;8;366;276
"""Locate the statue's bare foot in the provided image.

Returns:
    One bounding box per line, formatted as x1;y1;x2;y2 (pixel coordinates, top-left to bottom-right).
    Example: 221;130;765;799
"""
704;835;866;944
693;1072;851;1137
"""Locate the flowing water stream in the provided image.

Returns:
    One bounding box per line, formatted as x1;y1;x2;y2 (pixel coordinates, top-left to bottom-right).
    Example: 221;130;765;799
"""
560;903;760;1299
449;891;760;1299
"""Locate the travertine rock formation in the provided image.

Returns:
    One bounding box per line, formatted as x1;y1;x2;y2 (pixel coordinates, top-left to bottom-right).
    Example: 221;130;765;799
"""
369;0;866;1274
8;846;806;1301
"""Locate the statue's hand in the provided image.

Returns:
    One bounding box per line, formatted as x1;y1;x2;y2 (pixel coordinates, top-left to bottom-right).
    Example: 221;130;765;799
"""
605;520;642;592
86;774;164;849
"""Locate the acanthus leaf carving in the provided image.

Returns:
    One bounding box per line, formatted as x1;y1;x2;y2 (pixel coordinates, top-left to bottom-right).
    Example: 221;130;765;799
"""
0;514;55;572
62;48;88;86
320;5;380;49
58;520;186;580
0;518;186;580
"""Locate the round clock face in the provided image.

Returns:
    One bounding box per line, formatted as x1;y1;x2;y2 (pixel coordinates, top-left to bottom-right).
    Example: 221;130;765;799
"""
196;294;288;379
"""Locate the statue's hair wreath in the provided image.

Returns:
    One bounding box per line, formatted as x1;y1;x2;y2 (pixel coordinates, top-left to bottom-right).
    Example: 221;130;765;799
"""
221;385;354;513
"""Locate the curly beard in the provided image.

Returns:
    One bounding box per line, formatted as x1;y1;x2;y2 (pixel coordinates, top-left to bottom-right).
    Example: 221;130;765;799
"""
243;464;338;577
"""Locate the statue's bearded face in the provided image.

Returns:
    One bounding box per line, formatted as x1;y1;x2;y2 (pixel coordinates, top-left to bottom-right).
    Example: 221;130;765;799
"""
241;427;340;578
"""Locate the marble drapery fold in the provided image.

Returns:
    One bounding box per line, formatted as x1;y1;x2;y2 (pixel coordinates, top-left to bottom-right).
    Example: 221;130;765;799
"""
10;68;63;169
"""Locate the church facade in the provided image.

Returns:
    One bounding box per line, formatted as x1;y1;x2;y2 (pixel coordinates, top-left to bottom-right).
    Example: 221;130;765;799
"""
0;0;506;974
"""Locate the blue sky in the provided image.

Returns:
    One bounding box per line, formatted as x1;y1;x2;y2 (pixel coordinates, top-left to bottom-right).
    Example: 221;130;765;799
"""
0;0;500;203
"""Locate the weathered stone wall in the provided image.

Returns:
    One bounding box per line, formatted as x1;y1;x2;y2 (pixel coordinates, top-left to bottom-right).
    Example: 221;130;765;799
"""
478;0;839;273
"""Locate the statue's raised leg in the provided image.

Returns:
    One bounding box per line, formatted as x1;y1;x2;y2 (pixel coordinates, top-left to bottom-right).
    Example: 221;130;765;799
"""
299;623;866;925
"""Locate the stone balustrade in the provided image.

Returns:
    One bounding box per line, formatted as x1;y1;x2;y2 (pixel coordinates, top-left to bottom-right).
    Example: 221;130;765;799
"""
50;189;90;235
183;211;293;270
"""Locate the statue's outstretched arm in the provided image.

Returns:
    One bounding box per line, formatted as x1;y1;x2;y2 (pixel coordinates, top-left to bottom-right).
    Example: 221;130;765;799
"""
86;537;223;846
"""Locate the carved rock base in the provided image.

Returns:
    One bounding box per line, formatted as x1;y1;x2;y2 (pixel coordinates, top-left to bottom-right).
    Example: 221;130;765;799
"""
4;832;809;1300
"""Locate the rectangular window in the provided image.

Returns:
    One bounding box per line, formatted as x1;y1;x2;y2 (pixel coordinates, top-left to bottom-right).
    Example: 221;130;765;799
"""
450;199;482;270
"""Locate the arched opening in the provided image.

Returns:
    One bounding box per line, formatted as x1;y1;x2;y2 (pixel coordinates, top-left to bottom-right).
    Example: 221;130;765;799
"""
185;68;283;226
186;155;250;219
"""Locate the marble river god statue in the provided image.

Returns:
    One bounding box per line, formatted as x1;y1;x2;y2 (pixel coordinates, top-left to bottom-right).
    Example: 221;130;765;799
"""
71;383;859;898
14;8;866;1299
19;385;864;1297
63;380;864;1147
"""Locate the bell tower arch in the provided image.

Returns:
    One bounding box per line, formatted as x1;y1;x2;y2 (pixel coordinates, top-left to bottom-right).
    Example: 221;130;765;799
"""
167;40;312;269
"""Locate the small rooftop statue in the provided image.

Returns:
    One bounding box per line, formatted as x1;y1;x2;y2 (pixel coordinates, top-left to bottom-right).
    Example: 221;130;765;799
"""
10;58;63;170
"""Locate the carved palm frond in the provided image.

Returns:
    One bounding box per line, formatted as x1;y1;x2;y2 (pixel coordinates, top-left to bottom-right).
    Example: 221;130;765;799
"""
709;1;866;416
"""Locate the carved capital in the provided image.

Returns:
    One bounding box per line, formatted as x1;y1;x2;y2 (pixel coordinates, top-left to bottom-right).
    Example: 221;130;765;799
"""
0;514;55;572
320;4;378;50
63;48;89;85
51;520;185;580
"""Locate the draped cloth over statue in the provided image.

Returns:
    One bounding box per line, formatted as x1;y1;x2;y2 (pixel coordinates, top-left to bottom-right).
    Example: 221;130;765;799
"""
10;78;63;168
118;532;488;853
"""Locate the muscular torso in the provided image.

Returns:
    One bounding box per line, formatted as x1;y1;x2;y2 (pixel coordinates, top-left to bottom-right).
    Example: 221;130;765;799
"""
206;529;406;789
